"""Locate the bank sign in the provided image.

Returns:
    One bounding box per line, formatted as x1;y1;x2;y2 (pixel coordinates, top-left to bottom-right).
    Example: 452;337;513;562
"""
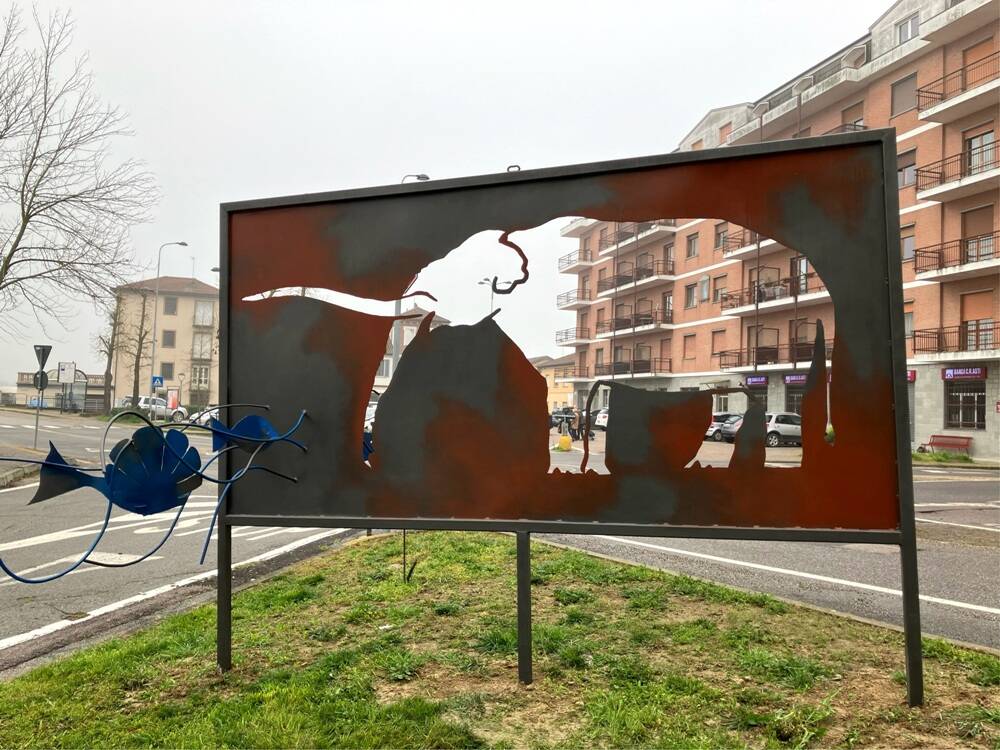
941;367;987;380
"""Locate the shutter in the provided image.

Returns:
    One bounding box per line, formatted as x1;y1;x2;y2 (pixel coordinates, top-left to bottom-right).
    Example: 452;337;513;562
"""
960;290;995;322
963;37;995;67
962;205;994;237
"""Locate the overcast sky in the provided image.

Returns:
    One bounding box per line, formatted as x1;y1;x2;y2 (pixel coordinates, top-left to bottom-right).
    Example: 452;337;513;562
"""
1;0;883;384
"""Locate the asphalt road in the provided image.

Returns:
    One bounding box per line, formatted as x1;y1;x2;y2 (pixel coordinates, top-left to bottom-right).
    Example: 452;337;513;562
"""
0;409;997;665
549;438;1000;649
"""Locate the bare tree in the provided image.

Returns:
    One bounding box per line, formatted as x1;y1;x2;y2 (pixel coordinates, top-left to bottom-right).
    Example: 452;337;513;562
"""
92;294;123;412
0;7;156;338
112;289;152;406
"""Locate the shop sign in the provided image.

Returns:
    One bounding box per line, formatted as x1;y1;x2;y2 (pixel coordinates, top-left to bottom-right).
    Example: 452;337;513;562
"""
783;373;808;385
745;375;768;387
906;370;916;382
941;367;986;380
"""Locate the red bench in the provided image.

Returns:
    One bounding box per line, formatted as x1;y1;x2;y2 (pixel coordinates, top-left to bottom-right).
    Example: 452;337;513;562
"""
919;434;973;454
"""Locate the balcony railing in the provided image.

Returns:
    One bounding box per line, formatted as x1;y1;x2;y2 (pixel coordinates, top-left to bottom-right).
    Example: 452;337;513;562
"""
722;229;763;253
822;123;868;135
554;366;588;379
720;273;827;310
917;51;999;111
555;327;591;343
912;320;998;354
556;289;592;307
594;358;672;377
718;341;834;369
913;230;998;273
595;309;673;335
916;142;998;191
597;220;676;252
597;273;634;293
557;249;593;270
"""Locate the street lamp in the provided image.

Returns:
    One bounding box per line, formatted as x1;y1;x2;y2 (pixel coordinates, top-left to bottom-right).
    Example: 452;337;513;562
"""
401;174;429;183
148;241;188;417
479;277;514;314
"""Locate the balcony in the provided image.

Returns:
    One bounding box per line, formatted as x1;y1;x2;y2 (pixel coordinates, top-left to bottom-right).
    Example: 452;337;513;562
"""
556;289;593;310
918;51;999;123
594;358;672;378
558;249;597;273
721;230;781;259
596;260;675;296
921;0;1000;45
597;220;676;256
916;143;999;202
914;231;999;280
911;320;999;362
553;365;590;382
822;123;868;135
720;274;829;315
718;341;834;371
555;327;593;346
595;309;673;338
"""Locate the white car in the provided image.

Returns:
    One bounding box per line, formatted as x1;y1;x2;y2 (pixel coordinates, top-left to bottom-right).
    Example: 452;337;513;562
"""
123;396;189;423
594;409;609;430
364;401;377;432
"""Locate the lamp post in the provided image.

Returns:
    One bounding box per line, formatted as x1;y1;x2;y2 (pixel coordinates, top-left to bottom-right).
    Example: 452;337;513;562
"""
479;277;513;315
400;174;429;183
148;241;188;417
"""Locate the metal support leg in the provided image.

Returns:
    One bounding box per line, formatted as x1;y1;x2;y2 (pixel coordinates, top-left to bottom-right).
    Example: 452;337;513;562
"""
217;522;232;673
402;529;407;581
516;531;532;685
899;536;924;706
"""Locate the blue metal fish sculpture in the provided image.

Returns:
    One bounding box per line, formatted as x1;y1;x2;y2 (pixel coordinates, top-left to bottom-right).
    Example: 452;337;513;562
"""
208;410;308;454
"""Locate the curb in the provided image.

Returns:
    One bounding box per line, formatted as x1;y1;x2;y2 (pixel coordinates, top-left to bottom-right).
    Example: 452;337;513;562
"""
0;463;40;489
913;460;999;470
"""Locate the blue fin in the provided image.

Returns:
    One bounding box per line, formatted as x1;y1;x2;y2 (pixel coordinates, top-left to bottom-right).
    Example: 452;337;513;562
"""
30;443;101;504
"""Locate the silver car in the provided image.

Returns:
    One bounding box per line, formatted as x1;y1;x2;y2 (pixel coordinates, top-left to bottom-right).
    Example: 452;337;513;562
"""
705;412;740;442
723;412;802;446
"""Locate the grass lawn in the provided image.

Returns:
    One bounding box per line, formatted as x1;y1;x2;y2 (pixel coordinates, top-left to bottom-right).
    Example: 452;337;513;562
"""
0;532;997;748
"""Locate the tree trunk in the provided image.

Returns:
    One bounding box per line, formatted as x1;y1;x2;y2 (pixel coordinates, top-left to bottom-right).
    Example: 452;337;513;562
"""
102;297;121;413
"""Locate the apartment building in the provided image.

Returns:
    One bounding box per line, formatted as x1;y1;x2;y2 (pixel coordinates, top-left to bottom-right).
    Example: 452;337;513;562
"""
372;306;451;392
528;354;576;411
555;0;998;458
111;276;220;408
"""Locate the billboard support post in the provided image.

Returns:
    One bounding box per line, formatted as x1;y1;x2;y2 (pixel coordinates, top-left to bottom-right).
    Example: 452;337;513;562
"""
517;531;532;685
217;521;232;673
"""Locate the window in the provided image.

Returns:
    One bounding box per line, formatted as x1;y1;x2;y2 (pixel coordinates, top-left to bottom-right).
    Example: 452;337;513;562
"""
163;296;178;315
896;14;919;45
711;329;726;355
581;237;590;253
945;379;986;429
965;129;995;176
715;392;729;412
714;222;729;250
841;101;864;127
599;227;608;248
719;122;732;144
698;276;710;302
686;233;699;258
712;275;728;303
785;385;806;414
683;334;696;360
901;225;915;260
191;365;209;388
684;284;696;308
192;332;213;360
377;358;391;378
904;311;914;335
897;150;916;187
161;330;176;348
160;362;174;380
194;300;214;326
891;74;917;116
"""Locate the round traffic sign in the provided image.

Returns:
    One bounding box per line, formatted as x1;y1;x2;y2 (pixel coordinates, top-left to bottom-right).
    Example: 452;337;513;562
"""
33;370;48;391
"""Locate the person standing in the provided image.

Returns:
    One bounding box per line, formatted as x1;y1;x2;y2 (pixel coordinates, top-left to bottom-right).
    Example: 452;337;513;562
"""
569;407;580;441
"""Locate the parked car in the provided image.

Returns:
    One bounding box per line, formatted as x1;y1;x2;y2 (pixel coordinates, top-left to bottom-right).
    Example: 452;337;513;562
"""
192;406;219;426
723;412;802;447
123;396;188;423
705;412;740;442
594;408;609;431
550;406;575;429
719;414;745;442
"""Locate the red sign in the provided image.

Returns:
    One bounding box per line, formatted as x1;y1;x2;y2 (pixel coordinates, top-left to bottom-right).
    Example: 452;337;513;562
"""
941;367;986;380
907;370;916;382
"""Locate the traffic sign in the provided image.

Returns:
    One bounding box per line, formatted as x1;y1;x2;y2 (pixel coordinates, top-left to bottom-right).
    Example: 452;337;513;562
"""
151;375;164;389
57;361;76;384
34;344;52;369
33;370;48;391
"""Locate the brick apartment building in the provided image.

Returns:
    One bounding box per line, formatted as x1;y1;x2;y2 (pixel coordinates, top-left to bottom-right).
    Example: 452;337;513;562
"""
554;0;998;458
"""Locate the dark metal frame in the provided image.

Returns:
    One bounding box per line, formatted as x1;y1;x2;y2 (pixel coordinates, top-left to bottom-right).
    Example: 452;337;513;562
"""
216;130;923;706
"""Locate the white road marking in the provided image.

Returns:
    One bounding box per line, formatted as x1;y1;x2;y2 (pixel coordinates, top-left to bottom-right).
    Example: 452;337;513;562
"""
81;426;100;430
0;553;164;587
597;535;1000;616
0;528;350;651
0;482;40;495
42;425;62;430
916;502;1000;508
0;425;15;429
916;517;1000;533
